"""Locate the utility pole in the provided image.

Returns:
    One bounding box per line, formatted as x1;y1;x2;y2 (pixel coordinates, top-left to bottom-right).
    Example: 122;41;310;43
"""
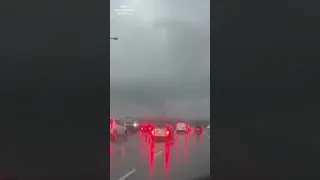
161;99;165;119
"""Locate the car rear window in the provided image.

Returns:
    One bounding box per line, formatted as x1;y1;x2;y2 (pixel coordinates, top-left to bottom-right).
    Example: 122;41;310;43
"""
114;120;123;126
155;124;167;128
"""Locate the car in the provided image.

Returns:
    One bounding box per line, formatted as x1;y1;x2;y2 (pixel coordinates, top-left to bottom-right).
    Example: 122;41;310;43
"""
150;124;174;141
140;125;147;132
176;122;188;134
140;124;153;133
167;122;176;130
167;124;176;132
110;118;128;141
186;124;192;132
194;125;203;134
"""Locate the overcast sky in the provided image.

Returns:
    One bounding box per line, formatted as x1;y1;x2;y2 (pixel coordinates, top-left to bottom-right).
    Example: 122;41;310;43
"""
110;0;210;120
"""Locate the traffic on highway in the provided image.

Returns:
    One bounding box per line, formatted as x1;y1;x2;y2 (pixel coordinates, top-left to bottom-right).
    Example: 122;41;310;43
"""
110;0;210;179
110;119;210;180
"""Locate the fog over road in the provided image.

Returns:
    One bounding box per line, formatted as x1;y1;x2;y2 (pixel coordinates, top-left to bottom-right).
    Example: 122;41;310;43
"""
110;0;210;120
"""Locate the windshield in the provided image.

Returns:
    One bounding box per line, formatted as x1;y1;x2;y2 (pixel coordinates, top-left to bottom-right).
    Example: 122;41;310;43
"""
110;0;210;179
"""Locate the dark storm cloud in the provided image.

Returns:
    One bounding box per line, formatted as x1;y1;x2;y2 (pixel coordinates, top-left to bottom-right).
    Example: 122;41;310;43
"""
110;0;210;119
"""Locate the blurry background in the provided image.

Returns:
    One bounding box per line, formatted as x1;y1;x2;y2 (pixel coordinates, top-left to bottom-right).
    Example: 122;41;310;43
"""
110;0;210;120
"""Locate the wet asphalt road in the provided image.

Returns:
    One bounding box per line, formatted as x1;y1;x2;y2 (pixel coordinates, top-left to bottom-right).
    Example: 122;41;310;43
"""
110;130;210;180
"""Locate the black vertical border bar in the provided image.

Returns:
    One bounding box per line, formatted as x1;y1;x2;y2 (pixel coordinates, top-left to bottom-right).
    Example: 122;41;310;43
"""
98;0;111;179
0;0;111;179
210;0;225;179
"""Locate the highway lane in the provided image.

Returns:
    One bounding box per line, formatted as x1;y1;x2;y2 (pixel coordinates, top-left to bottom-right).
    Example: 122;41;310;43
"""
110;129;210;180
110;134;148;180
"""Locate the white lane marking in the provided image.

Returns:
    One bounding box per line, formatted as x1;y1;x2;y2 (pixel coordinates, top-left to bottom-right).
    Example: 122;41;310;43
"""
117;169;136;180
154;150;163;158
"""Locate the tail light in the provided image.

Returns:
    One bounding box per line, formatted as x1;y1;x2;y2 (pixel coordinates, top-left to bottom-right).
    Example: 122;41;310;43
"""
148;125;154;131
165;130;170;136
110;122;113;128
151;130;155;136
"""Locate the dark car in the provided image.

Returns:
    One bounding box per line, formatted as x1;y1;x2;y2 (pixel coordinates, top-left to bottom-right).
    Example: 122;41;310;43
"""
194;125;203;134
140;124;153;132
167;122;176;130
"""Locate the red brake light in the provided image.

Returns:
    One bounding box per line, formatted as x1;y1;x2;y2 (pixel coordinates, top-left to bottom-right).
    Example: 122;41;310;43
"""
148;125;154;130
110;117;114;128
151;130;155;135
195;126;203;131
165;130;170;136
